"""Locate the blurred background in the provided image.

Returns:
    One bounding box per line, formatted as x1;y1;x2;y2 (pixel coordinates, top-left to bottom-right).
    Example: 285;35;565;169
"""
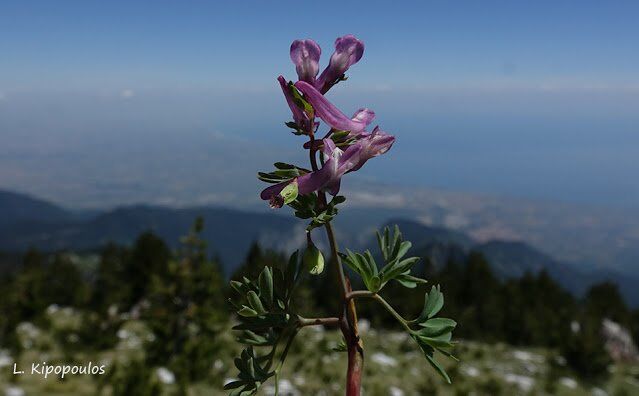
1;1;638;395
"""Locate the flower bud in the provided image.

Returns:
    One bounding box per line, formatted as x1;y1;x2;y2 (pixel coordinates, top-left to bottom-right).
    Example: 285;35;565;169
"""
303;242;325;275
290;39;321;84
316;35;364;93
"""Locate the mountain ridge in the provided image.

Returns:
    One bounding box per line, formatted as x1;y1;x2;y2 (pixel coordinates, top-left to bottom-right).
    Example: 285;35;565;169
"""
1;189;638;306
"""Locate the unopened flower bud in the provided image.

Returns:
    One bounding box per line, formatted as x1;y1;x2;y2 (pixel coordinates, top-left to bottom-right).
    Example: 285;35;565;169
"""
304;242;325;275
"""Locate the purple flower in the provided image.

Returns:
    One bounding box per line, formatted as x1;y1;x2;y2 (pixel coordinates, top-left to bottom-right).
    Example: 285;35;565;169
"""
261;129;394;206
316;35;364;93
349;127;395;171
278;75;312;131
290;39;321;84
295;81;367;133
261;138;359;205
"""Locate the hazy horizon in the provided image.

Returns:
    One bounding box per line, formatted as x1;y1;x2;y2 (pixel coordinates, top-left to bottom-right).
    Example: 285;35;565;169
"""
2;1;638;209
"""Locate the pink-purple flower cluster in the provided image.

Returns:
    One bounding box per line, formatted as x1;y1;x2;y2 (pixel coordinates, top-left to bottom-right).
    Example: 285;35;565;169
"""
262;35;395;207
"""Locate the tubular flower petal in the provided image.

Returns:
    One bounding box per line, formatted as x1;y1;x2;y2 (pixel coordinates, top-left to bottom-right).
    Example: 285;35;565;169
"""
290;39;321;84
349;127;396;171
278;75;312;131
351;108;375;127
295;81;366;133
316;35;364;93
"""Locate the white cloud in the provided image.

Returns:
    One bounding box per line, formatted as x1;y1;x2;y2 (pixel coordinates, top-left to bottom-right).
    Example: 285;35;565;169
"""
120;89;135;98
348;191;406;208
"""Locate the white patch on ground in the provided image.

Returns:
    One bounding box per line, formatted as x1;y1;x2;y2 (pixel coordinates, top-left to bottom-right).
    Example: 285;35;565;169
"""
591;387;608;396
16;322;39;338
293;375;306;386
156;367;175;384
213;359;224;370
371;352;398;367
559;377;578;389
321;353;340;364
263;379;299;396
4;386;25;396
388;333;409;342
512;350;543;363
388;385;405;396
461;364;480;377
571;321;581;333
0;350;11;368
46;304;60;315
503;373;535;392
358;319;371;333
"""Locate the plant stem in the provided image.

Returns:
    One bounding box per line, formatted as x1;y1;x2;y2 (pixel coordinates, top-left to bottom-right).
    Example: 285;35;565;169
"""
345;290;375;301
325;222;348;299
347;291;413;333
306;130;362;395
298;316;340;328
274;328;300;396
324;220;363;396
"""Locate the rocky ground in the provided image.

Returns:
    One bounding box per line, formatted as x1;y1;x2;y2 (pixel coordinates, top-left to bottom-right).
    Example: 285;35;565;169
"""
1;307;639;395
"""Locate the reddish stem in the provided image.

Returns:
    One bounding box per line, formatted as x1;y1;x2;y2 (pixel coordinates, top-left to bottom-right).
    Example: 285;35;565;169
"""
346;340;364;396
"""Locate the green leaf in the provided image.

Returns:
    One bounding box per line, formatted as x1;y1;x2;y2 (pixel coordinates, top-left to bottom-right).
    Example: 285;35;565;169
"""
230;280;244;295
395;240;412;260
424;352;451;384
341;250;365;278
237;306;258;317
332;339;347;352
381;256;420;282
417;285;444;322
417;332;454;349
368;275;382;292
395;273;428;288
224;381;244;390
274;162;295;170
376;230;386;261
418;318;457;337
390;224;401;257
363;250;379;277
247;291;266;315
258;267;273;307
284;250;300;291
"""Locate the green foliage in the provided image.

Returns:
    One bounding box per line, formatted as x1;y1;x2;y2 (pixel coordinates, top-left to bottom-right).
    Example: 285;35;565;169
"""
288;194;346;231
226;252;303;395
257;162;309;184
91;244;132;313
145;217;228;388
99;359;162;396
341;225;425;293
409;286;458;383
585;282;631;326
339;226;457;383
561;316;612;379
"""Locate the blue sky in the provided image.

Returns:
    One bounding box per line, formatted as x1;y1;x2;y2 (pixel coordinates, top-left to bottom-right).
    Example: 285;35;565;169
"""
1;1;638;207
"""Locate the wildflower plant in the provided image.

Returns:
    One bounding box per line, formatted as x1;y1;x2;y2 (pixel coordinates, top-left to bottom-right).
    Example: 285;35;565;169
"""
226;35;457;396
